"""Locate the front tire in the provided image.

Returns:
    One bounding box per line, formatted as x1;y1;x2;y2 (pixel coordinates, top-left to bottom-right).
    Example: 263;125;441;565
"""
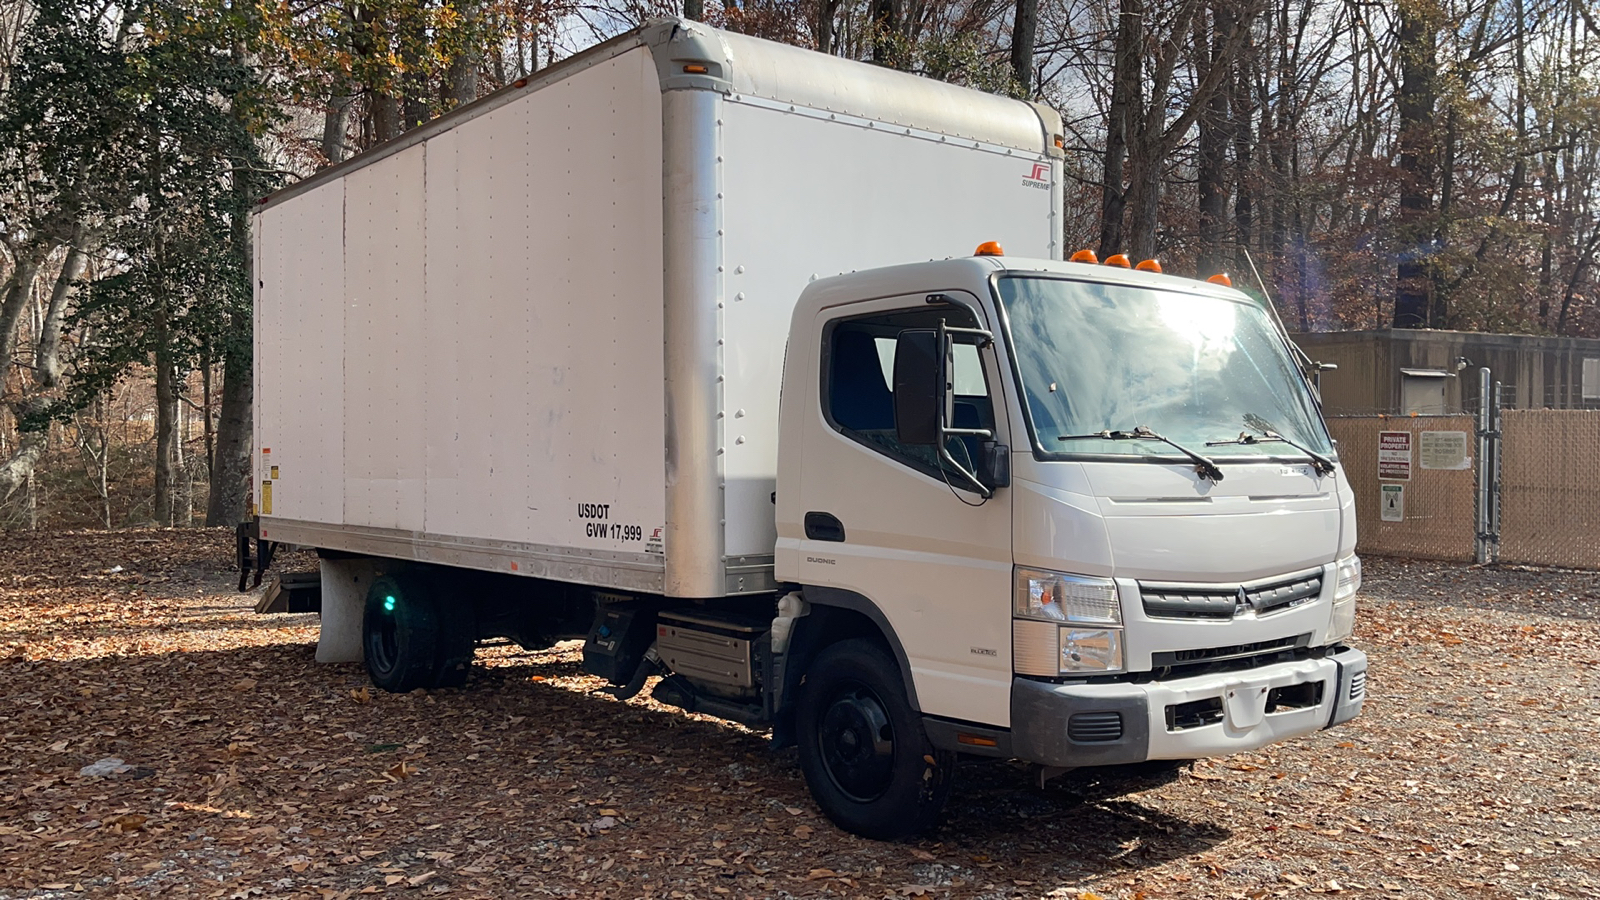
796;639;955;839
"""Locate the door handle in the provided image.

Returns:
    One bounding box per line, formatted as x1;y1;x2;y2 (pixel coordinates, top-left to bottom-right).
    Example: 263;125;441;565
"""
804;512;846;542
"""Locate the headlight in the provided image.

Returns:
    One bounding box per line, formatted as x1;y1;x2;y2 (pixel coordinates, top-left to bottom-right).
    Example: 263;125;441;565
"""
1061;628;1123;672
1014;568;1124;675
1014;568;1120;624
1329;555;1360;642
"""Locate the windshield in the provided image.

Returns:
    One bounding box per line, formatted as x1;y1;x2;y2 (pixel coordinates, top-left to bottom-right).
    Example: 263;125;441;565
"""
995;275;1333;461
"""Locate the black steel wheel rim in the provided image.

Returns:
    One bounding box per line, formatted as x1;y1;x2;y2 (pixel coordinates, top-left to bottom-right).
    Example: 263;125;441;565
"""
817;683;896;803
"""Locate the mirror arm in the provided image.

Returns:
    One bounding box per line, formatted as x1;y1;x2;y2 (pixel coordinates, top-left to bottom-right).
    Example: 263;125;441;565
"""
933;319;997;498
936;444;993;499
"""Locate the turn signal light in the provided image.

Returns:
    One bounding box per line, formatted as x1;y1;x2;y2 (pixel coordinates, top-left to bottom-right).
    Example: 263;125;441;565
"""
1069;249;1098;264
1207;273;1233;287
1135;259;1162;273
975;241;1005;257
683;64;709;74
1104;254;1131;268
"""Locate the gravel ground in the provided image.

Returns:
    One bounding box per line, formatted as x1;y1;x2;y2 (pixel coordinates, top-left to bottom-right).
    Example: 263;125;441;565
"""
0;530;1596;899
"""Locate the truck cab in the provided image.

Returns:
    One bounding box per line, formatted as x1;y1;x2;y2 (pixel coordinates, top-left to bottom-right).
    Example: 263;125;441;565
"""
771;252;1365;836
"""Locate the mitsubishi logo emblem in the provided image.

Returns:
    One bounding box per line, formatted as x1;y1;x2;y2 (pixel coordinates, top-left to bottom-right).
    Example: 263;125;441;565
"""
1236;586;1250;611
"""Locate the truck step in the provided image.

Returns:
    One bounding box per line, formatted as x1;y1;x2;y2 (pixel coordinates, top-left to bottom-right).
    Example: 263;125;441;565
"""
254;571;322;614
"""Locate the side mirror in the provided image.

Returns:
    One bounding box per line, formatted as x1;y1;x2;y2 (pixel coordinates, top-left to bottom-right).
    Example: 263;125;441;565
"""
892;329;942;445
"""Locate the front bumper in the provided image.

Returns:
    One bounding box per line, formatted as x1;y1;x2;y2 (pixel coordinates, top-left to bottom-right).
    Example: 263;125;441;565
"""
1009;647;1367;768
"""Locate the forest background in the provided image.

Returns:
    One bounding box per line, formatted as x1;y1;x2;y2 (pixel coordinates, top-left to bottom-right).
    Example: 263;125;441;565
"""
0;0;1596;530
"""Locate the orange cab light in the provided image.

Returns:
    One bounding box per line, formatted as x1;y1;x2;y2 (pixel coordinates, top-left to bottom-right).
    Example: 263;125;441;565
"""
974;241;1005;257
1069;249;1098;264
1135;259;1162;273
682;64;709;74
1207;272;1233;287
1104;253;1131;268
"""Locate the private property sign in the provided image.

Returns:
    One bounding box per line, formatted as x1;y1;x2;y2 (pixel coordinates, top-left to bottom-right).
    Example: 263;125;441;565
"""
1378;431;1412;481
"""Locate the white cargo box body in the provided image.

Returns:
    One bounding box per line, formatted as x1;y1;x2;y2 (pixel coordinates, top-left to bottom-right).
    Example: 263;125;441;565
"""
253;19;1062;599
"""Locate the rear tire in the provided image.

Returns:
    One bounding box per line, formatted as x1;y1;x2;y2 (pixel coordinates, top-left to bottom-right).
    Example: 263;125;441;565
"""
796;638;955;839
429;575;477;688
363;573;440;692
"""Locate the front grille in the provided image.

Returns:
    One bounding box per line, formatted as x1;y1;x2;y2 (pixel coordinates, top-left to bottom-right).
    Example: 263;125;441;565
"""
1067;711;1123;743
1247;575;1323;614
1150;633;1311;668
1141;572;1323;620
1349;670;1366;700
1139;590;1235;619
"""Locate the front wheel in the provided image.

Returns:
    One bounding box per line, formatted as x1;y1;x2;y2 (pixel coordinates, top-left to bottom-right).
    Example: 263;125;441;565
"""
796;638;955;839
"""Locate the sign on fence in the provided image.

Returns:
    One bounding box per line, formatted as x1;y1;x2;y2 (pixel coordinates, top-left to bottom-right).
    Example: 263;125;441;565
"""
1419;431;1471;470
1380;484;1405;521
1378;431;1412;480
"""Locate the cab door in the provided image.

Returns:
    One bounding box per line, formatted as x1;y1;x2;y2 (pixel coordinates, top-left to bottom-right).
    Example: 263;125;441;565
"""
791;295;1015;727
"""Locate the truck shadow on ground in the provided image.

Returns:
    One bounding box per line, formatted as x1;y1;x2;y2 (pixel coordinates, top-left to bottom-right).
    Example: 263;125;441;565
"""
483;650;1233;882
1;637;1230;896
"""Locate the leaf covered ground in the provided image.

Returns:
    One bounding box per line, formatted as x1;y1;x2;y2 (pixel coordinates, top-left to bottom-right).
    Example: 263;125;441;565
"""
0;529;1597;899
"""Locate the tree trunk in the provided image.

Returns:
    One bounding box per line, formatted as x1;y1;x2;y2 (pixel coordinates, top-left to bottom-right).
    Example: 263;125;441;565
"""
683;0;703;20
1393;1;1438;328
1100;0;1142;255
322;94;353;165
0;431;45;505
1010;0;1038;95
870;0;901;67
0;243;48;382
206;343;253;526
154;341;179;527
816;0;841;53
37;237;89;388
1196;6;1232;276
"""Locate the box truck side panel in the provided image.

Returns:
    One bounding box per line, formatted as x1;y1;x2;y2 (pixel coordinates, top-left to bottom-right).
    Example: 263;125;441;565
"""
254;183;347;525
255;48;667;591
342;144;429;532
718;98;1058;558
415;51;666;555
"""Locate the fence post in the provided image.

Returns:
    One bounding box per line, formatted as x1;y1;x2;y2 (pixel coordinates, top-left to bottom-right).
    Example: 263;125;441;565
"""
1491;382;1503;560
1476;368;1502;564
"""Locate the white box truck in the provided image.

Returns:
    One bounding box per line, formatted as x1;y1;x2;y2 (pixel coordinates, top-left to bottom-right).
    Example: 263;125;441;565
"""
248;18;1366;838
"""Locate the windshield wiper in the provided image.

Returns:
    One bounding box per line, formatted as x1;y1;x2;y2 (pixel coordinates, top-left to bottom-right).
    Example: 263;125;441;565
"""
1058;425;1224;482
1206;417;1336;476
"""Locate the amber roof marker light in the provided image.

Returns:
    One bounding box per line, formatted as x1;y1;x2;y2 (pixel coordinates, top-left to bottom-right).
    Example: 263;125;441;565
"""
1104;253;1131;268
1069;249;1098;264
1207;273;1233;287
974;241;1005;257
1135;259;1162;273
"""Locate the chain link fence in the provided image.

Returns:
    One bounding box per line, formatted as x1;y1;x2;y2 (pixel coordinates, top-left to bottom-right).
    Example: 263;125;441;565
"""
1327;415;1478;562
1499;410;1600;569
1330;410;1600;570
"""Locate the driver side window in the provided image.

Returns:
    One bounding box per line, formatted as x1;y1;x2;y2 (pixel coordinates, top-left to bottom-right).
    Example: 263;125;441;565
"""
823;306;994;480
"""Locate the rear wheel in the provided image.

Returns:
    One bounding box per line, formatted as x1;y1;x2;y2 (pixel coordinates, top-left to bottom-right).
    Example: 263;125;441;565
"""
363;573;441;692
796;639;955;839
430;577;477;688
